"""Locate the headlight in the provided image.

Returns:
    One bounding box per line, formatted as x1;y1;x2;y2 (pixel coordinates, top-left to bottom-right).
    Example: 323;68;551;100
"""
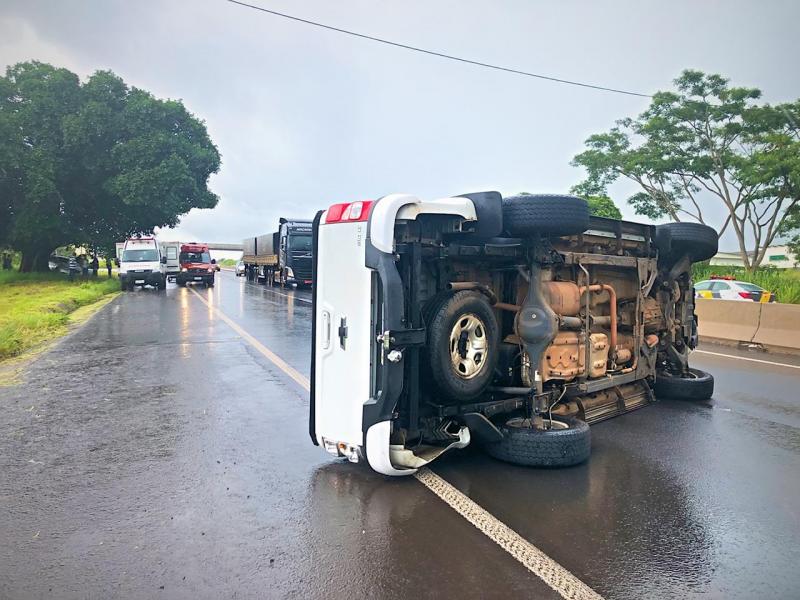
285;267;294;278
207;267;214;273
181;267;188;272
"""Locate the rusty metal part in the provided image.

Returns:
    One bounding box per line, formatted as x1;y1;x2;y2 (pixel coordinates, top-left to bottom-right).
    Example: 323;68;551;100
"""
558;315;583;329
614;348;632;364
579;283;618;353
447;282;497;304
576;381;653;424
543;281;582;316
540;331;609;381
642;296;665;332
494;302;521;312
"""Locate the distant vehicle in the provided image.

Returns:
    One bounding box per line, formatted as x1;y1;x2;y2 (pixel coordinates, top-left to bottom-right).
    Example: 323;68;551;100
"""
176;242;216;288
49;254;70;274
235;260;245;276
242;218;313;287
119;238;167;291
694;277;775;302
159;241;181;280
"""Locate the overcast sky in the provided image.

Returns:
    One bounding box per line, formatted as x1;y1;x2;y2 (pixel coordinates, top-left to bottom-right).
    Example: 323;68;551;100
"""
2;0;799;251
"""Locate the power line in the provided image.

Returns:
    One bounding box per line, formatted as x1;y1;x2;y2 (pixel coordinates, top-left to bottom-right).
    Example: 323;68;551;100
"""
224;0;652;98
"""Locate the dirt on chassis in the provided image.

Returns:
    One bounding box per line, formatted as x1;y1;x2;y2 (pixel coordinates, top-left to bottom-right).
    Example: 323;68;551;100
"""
309;193;716;475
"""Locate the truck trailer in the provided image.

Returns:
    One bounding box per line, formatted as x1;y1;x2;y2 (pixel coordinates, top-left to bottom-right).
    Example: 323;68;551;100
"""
242;218;313;287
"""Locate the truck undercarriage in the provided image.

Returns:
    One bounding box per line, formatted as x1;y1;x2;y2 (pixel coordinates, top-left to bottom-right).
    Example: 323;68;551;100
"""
381;195;716;469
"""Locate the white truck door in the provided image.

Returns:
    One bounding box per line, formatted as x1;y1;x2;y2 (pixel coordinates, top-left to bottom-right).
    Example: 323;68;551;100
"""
312;218;373;452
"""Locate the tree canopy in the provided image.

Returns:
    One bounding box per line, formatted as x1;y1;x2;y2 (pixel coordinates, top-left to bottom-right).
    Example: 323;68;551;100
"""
0;61;221;271
572;70;800;270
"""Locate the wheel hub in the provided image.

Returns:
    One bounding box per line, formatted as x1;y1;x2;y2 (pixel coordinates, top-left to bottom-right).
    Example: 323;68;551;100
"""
449;313;488;379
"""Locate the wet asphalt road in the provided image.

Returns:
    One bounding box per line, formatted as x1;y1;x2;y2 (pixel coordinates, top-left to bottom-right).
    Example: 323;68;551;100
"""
1;270;799;599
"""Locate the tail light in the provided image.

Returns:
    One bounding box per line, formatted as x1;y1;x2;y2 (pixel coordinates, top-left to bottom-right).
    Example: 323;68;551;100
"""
738;291;759;300
325;200;373;224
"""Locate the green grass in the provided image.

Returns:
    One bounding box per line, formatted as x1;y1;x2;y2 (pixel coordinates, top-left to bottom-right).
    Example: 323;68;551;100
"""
692;264;800;304
0;270;120;360
217;258;237;267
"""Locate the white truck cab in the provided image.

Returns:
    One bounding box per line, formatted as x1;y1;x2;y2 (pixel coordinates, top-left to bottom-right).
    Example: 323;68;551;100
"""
119;237;167;291
310;195;477;476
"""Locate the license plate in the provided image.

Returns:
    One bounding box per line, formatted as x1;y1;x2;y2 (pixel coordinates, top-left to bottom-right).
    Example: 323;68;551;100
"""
135;279;144;284
194;277;203;281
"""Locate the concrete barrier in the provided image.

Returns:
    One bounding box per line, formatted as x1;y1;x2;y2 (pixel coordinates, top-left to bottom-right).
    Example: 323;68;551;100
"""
695;298;761;343
695;297;800;354
752;302;800;351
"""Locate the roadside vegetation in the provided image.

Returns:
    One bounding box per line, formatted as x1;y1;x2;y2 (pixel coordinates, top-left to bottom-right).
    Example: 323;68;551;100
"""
0;271;119;360
692;263;800;304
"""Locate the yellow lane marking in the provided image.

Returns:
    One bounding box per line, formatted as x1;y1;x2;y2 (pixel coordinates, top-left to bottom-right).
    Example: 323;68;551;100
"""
190;285;604;600
188;287;310;391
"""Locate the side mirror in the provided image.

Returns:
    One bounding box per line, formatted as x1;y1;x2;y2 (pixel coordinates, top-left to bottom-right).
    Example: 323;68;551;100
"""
115;258;120;266
161;256;167;264
211;258;217;264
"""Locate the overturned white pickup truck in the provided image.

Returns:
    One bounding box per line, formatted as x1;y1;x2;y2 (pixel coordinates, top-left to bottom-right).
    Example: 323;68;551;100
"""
309;193;716;476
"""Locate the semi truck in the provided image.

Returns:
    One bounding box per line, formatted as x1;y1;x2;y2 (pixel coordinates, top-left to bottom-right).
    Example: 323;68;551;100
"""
242;218;313;287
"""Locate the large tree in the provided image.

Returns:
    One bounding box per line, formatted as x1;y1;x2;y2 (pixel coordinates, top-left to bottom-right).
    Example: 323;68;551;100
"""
0;61;221;271
572;70;799;271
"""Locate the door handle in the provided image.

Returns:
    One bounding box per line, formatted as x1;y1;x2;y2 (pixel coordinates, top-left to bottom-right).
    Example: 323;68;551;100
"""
322;310;331;349
338;317;348;350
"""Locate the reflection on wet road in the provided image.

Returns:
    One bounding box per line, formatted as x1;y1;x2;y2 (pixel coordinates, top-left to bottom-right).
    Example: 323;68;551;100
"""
0;270;798;599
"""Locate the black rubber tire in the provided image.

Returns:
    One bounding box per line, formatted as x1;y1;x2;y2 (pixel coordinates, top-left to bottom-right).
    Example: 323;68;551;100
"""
177;280;186;288
483;416;591;467
502;194;590;236
655;222;718;264
654;367;714;401
424;290;499;402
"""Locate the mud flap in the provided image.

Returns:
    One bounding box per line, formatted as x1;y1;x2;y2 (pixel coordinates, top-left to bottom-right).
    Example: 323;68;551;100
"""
389;427;471;469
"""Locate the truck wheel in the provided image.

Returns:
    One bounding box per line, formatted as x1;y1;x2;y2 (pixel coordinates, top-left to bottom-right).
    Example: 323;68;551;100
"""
655;222;718;265
120;281;128;291
502;194;589;237
424;291;499;402
654;367;714;401
177;280;186;288
483;416;591;467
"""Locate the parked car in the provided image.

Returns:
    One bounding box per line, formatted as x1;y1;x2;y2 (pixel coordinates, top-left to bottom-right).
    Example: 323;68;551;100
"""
310;193;717;475
235;260;246;276
694;277;775;302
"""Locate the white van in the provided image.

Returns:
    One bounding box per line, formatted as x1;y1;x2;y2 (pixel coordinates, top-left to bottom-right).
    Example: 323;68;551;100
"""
119;237;167;291
159;241;181;280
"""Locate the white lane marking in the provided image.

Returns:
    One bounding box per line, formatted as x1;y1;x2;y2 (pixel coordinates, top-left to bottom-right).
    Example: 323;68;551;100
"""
414;468;604;600
188;287;310;391
694;349;800;371
190;287;603;599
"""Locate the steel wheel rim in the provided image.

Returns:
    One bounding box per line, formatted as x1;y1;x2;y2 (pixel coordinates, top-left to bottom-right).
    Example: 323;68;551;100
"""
507;417;569;431
449;313;488;379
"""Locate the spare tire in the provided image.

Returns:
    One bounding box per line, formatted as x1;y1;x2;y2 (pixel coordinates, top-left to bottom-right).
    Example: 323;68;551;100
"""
502;194;589;236
654;367;714;401
483;416;591;467
655;222;718;265
424;290;499;402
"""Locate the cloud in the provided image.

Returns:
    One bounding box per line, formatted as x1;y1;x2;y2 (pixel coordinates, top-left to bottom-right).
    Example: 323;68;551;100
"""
2;0;799;250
